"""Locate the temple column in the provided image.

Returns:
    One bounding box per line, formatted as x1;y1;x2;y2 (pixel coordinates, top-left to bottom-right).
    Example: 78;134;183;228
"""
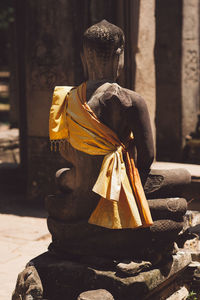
182;0;200;144
18;0;91;201
134;0;156;145
15;0;118;202
155;0;182;161
155;0;200;161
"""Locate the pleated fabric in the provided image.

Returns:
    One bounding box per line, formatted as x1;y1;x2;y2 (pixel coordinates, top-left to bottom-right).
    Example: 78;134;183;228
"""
49;82;153;229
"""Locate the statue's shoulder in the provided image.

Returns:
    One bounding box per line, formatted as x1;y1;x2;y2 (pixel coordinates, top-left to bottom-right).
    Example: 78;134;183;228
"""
121;86;144;102
106;84;146;109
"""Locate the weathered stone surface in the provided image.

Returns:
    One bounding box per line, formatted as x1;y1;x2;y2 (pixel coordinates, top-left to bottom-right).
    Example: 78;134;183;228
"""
116;260;152;276
77;289;114;300
184;139;200;164
0;128;19;149
46;194;187;223
184;236;199;251
152;161;200;179
27;137;67;202
182;0;200;145
135;0;156;143
155;0;183;161
0;128;20;164
148;198;187;220
12;266;43;300
155;0;200;161
144;168;191;198
47;216;183;261
166;286;189;300
26;251;191;300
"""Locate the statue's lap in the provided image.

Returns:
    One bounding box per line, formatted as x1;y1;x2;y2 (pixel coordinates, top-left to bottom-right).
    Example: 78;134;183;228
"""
46;145;190;261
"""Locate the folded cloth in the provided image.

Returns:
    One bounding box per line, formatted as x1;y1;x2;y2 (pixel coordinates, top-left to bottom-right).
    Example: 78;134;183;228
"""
49;82;153;229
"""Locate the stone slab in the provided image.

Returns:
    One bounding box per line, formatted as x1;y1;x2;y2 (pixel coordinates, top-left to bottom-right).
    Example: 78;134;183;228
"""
78;289;114;300
152;161;200;179
166;286;189;300
28;251;191;300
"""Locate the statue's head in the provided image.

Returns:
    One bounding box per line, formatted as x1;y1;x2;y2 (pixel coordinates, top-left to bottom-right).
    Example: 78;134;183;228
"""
81;20;125;81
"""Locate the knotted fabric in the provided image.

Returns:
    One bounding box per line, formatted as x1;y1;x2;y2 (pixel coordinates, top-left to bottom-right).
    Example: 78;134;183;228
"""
49;82;153;229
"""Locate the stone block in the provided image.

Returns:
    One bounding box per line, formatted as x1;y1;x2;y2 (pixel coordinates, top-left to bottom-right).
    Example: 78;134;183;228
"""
166;286;189;300
26;251;191;300
47;216;183;260
144;168;191;198
12;266;43;300
77;289;114;300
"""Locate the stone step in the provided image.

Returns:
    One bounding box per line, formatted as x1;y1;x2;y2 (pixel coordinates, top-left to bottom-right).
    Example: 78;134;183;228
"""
152;162;200;207
24;251;191;300
152;161;200;180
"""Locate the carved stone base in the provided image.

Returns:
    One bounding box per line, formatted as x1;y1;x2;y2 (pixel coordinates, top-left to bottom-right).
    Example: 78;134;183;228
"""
12;266;43;300
13;251;191;300
46;197;187;262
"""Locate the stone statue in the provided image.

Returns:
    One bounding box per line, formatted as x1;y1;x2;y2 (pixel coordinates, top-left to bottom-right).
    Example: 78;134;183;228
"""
47;20;190;261
13;20;191;300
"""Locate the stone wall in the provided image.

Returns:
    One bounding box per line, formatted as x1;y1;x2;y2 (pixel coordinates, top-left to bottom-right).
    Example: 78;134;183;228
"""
16;0;118;201
155;0;200;162
182;0;200;144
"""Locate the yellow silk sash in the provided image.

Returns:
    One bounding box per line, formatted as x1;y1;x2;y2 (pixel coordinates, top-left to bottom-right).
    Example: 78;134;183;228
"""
49;82;153;229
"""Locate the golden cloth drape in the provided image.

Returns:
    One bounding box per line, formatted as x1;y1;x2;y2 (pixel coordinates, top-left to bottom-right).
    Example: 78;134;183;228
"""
49;82;153;229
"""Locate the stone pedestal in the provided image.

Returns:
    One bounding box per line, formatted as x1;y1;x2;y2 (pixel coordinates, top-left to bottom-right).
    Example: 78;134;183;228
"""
45;162;190;263
13;251;191;300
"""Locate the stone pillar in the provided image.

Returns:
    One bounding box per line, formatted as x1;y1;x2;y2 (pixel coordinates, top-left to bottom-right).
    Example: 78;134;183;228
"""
155;0;183;161
134;0;156;145
17;0;118;202
155;0;200;161
115;0;140;91
182;0;200;143
9;21;19;128
116;0;156;143
24;0;91;201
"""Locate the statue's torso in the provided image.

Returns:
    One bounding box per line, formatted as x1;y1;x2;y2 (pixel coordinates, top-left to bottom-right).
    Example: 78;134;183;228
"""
59;81;137;219
86;81;134;143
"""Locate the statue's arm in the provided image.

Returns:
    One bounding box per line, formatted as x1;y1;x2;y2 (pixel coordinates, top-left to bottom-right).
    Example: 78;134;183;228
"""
127;94;154;173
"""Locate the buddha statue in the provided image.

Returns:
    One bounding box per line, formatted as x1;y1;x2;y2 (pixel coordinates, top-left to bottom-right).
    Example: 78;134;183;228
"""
12;19;192;300
46;20;191;264
12;20;193;300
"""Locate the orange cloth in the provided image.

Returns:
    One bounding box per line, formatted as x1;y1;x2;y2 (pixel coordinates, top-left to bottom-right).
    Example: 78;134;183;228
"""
49;82;153;229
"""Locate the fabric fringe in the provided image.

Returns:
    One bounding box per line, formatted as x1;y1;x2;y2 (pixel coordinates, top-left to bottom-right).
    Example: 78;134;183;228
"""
50;139;67;151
